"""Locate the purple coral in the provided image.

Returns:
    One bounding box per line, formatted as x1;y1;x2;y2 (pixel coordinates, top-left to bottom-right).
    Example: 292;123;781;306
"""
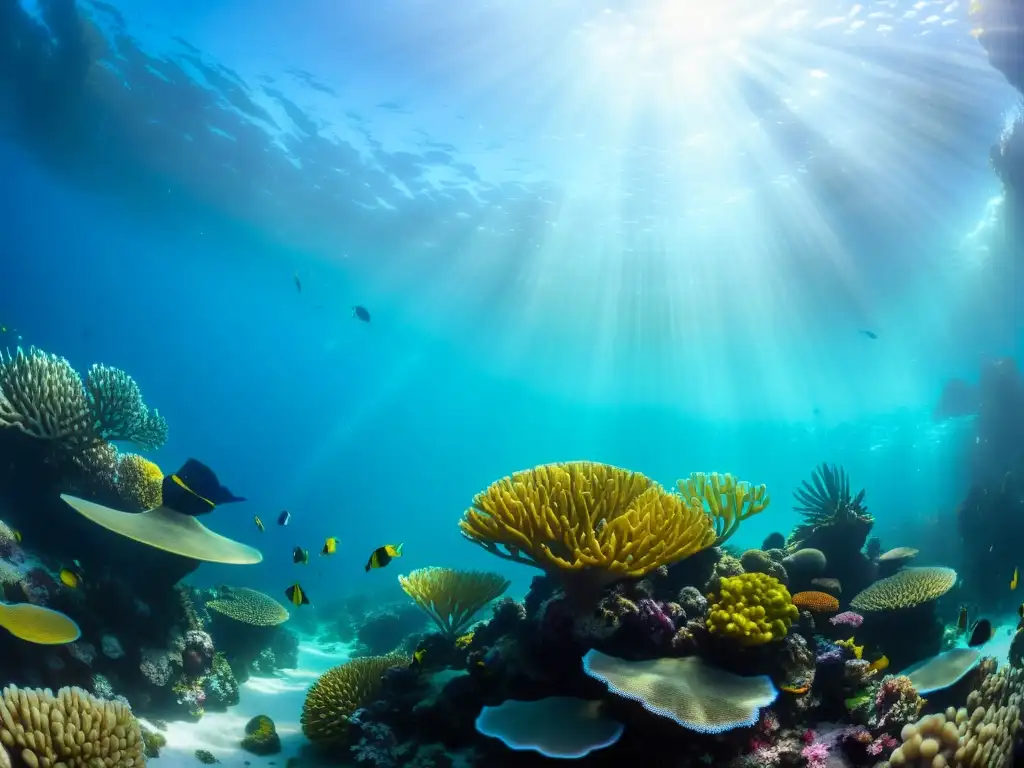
801;742;830;768
634;599;676;642
816;640;843;664
830;611;864;628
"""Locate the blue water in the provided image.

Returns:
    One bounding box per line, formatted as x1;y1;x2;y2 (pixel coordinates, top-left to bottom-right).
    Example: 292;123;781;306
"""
1;0;1021;605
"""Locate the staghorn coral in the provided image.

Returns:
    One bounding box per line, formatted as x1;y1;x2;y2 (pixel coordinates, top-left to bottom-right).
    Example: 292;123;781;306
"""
460;462;716;601
397;567;510;641
707;573;799;646
85;364;168;450
850;567;958;612
206;587;289;626
791;591;840;613
301;654;409;747
115;453;163;510
678;472;771;545
0;684;144;768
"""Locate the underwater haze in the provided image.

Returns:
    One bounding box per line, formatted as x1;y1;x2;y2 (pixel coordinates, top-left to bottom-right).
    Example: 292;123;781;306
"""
4;0;1024;765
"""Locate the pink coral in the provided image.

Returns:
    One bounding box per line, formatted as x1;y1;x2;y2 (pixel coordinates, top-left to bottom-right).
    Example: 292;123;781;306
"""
830;611;864;628
801;742;830;768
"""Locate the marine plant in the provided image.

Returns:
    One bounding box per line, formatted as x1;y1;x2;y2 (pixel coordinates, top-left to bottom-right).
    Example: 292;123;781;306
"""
301;654;409;746
397;566;510;641
707;572;799;646
0;684;144;768
460;461;716;604
677;472;771;545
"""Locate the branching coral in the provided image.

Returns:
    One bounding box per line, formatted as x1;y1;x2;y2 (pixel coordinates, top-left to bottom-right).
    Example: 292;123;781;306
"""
206;587;289;626
678;472;770;545
789;463;873;549
398;567;510;640
301;654;409;746
0;347;168;451
707;573;799;646
0;684;144;768
460;462;716;601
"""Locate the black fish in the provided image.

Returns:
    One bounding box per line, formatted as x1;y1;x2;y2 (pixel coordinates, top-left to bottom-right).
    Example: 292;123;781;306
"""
968;618;993;647
860;329;878;340
161;459;246;516
293;273;302;292
292;546;309;565
285;583;310;607
353;306;371;322
277;510;291;526
365;543;403;572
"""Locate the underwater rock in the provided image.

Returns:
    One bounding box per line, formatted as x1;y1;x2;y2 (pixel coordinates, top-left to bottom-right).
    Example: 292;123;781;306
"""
354;603;428;656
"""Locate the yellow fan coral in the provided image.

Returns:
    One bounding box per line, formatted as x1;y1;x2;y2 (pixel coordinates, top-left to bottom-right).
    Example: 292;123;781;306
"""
206;587;289;626
301;654;409;746
0;684;144;768
398;567;509;640
849;566;957;612
460;462;716;602
707;573;799;646
678;472;770;545
116;453;163;510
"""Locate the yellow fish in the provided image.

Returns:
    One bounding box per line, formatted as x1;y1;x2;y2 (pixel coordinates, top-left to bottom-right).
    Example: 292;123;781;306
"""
59;569;80;589
780;684;810;695
365;543;403;572
254;515;265;532
321;537;338;556
284;583;309;607
1011;567;1018;591
412;648;427;666
868;655;889;674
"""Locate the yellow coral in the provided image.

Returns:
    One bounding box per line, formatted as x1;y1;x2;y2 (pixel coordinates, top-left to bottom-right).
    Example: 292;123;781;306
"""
837;637;864;659
398;567;509;641
116;453;163;510
460;462;716;601
678;472;770;545
707;572;798;646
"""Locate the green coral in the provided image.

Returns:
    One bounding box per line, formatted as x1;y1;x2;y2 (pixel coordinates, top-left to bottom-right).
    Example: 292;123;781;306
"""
241;715;281;756
142;726;167;758
707;572;798;646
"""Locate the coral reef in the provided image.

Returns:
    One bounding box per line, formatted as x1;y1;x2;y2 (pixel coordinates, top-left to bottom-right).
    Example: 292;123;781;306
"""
398;567;510;641
241;715;281;756
706;573;799;646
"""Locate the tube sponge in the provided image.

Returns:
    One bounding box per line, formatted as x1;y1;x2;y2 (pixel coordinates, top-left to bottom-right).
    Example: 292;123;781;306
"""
460;462;716;597
398;567;510;640
475;697;623;758
707;572;799;646
0;684;144;768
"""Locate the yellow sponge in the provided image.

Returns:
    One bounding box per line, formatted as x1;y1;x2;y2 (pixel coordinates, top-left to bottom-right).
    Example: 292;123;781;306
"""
707;573;798;646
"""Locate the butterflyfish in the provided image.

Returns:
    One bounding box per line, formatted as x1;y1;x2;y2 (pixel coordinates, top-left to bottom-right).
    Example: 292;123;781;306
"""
321;537;338;556
365;543;403;572
285;583;310;607
293;546;309;565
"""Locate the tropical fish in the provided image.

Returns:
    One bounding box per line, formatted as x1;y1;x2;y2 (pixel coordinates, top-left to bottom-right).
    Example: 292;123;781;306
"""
411;648;427;666
277;510;291;526
957;606;969;634
293;273;302;292
254;516;265;533
293;546;309;565
321;537;338;556
10;529;21;544
969;619;993;647
1011;567;1018;591
284;583;310;607
780;684;810;695
868;656;889;674
365;543;403;572
59;568;81;589
162;459;246;516
353;306;371;322
860;329;878;339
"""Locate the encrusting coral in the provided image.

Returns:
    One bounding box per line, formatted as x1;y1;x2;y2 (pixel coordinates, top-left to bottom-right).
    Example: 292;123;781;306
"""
707;572;799;646
397;567;510;641
850;567;958;612
0;684;144;768
460;461;716;601
301;654;409;747
0;347;167;451
677;472;770;545
206;588;289;626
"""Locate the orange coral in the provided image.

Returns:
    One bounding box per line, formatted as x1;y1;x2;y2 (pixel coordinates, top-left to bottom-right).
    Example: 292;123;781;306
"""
791;591;840;612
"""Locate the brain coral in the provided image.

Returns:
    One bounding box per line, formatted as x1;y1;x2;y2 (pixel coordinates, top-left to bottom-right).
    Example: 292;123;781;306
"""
707;572;799;646
0;684;144;768
207;587;289;626
301;654;408;746
791;591;840;613
850;567;957;612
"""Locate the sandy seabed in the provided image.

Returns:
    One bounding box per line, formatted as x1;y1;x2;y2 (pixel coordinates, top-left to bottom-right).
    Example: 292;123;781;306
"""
145;638;351;768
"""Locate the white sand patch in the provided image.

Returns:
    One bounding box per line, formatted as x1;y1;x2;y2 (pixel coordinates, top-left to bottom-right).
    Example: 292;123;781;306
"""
145;638;352;768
